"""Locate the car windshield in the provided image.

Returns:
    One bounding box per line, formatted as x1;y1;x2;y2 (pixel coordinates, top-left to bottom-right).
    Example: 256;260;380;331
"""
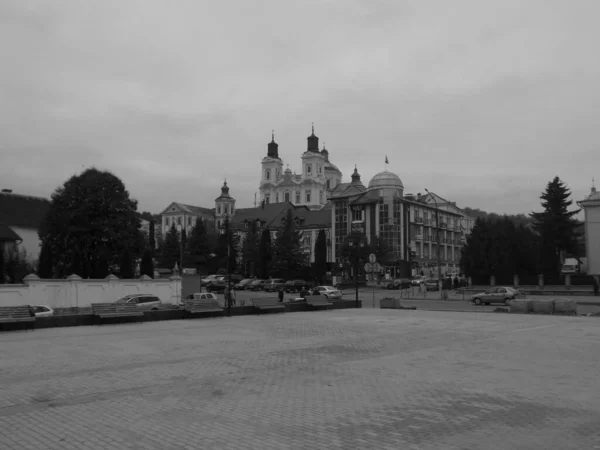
251;280;262;285
115;297;132;303
240;279;252;284
323;286;336;290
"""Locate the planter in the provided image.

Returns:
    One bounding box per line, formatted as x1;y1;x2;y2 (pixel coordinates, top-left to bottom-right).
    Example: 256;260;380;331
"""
531;299;555;314
552;298;577;315
509;299;533;314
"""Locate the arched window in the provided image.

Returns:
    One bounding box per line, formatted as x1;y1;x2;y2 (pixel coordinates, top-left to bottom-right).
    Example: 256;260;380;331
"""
284;192;290;202
266;169;271;180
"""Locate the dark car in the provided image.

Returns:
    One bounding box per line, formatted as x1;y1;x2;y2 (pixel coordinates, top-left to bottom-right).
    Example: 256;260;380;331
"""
248;279;267;291
284;279;310;293
207;279;228;293
263;278;285;292
234;278;254;290
387;278;412;290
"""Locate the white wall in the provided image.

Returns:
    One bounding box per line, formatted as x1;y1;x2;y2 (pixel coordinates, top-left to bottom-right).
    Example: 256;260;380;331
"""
0;274;183;309
585;207;600;275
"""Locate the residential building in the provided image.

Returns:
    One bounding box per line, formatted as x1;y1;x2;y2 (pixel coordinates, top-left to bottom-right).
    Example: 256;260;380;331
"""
329;168;470;278
577;183;600;278
159;202;215;238
0;189;50;262
259;126;343;210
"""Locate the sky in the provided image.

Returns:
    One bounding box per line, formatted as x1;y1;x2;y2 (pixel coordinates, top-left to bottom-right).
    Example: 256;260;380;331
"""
1;0;599;216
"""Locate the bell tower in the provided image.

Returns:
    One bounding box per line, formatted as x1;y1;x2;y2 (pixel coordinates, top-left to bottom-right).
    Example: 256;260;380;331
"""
260;130;284;205
215;180;236;231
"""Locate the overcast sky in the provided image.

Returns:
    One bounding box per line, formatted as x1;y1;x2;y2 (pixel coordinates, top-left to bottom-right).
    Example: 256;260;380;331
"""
1;0;598;216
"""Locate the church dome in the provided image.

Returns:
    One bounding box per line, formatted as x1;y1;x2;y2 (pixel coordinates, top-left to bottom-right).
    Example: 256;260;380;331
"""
368;171;404;190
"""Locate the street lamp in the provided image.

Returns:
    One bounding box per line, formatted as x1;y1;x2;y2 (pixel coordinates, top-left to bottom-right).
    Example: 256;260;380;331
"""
424;188;444;299
348;238;365;308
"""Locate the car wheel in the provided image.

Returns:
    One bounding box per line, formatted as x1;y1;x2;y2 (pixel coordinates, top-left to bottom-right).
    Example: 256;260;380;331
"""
474;297;482;305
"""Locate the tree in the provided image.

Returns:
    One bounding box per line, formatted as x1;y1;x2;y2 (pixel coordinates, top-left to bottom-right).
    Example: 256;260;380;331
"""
94;251;110;278
257;227;272;278
0;245;5;284
241;220;260;276
214;216;238;272
162;223;181;269
530;176;581;279
38;168;142;278
69;250;83;277
119;248;134;278
140;249;154;278
148;220;156;253
4;246;33;283
313;229;328;281
271;208;305;277
187;219;211;269
180;228;188;266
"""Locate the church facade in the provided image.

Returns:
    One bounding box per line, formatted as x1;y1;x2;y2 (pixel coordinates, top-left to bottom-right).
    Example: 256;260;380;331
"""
259;126;343;210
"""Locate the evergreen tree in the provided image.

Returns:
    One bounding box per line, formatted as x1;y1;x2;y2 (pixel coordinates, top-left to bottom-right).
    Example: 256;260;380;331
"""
93;250;110;278
187;219;211;269
180;228;187;266
271;208;305;277
119;248;134;278
162;223;181;269
148;220;156;253
257;227;272;279
313;229;328;281
0;245;5;284
241;220;260;276
38;168;142;278
69;250;83;277
37;240;54;279
530;176;581;278
140;249;154;278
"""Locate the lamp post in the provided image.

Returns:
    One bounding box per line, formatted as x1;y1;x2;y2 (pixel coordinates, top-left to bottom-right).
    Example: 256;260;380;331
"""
220;218;232;316
348;238;364;308
425;189;443;299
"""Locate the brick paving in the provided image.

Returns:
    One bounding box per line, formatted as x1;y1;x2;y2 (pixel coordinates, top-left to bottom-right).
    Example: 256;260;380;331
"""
1;310;600;449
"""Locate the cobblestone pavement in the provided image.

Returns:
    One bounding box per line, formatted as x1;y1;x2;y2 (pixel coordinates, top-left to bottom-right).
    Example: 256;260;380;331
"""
1;310;600;449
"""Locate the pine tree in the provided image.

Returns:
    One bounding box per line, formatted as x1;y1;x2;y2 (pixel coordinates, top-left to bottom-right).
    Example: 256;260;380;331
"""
140;249;154;278
162;223;181;269
241;220;260;276
271;208;305;277
119;248;134;278
530;176;581;279
187;219;211;269
313;229;328;282
180;228;187;266
257;227;272;279
148;220;156;253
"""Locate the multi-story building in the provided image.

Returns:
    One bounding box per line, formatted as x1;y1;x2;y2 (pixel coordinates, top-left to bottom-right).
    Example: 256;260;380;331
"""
329;167;470;278
259;126;343;210
159;202;214;238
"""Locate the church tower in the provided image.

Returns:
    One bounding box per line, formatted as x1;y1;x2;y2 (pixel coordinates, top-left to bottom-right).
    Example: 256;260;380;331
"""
259;131;284;205
215;180;235;230
300;124;327;209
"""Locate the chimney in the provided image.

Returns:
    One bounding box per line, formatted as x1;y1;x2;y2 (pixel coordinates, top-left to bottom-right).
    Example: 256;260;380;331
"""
2;189;13;193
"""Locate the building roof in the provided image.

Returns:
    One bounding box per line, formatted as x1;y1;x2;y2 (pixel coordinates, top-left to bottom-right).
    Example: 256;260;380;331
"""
231;202;294;229
368;171;404;190
0;223;22;242
230;202;331;231
0;191;51;229
161;202;214;216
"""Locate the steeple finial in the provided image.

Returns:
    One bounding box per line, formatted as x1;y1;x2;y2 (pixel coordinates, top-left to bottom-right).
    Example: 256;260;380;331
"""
312;122;314;135
272;129;274;141
593;177;596;189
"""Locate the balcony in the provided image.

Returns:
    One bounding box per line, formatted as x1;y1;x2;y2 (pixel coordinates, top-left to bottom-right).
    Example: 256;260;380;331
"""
440;222;447;229
447;224;454;230
414;234;423;241
415;216;424;224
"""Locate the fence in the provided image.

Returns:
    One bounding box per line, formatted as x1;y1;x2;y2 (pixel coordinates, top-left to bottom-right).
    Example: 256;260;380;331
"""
0;273;183;308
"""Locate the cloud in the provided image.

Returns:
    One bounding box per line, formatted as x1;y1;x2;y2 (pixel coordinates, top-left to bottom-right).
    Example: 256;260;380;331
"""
1;0;598;216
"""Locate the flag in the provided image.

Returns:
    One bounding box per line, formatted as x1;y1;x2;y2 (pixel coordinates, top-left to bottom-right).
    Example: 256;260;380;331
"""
385;155;389;164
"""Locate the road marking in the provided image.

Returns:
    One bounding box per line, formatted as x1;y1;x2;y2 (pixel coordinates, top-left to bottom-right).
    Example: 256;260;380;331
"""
508;324;556;333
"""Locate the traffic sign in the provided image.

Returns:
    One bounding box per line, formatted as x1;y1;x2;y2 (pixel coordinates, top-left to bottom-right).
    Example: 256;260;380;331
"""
369;253;376;263
364;262;381;273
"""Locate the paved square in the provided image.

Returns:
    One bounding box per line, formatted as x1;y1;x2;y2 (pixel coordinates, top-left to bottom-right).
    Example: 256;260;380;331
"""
1;310;599;449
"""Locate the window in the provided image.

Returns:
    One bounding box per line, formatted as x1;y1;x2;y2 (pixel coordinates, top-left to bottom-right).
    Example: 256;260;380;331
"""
177;217;182;225
296;192;300;203
326;179;331;189
276;169;280;179
305;191;311;202
352;208;362;222
187;217;191;226
307;165;312;175
165;217;170;226
318;165;322;174
244;222;248;229
265;195;270;204
217;204;221;214
284;192;290;202
275;194;279;203
266;169;271;180
319;191;323;203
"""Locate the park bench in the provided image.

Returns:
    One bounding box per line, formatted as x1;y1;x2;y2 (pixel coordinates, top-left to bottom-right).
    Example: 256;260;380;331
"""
251;298;286;313
91;303;144;322
183;299;224;316
305;296;333;310
0;306;35;328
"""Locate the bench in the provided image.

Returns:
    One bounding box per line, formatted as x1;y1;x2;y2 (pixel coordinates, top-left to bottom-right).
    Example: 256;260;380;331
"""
0;306;35;325
305;296;333;310
251;298;286;313
91;303;145;321
184;299;224;316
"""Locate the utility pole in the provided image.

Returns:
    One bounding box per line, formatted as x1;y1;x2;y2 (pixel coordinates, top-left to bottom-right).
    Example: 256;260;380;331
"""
425;189;444;299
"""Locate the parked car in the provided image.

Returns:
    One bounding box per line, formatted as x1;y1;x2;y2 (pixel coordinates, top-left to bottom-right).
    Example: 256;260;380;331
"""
234;279;254;290
263;278;286;292
207;279;228;293
284;279;310;293
248;279;267;291
471;287;522;305
115;294;162;310
311;286;342;299
387;278;412;290
184;292;218;302
411;276;426;286
29;305;54;317
201;274;220;287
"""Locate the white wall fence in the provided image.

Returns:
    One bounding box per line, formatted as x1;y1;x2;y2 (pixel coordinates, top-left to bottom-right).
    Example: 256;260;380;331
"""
0;274;183;309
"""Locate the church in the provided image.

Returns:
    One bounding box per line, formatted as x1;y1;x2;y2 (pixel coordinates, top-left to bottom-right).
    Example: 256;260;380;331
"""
259;125;342;210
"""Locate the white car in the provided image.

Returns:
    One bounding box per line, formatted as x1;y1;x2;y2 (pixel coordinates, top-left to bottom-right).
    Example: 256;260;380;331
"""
312;286;342;299
30;305;54;317
115;294;162;310
185;293;218;302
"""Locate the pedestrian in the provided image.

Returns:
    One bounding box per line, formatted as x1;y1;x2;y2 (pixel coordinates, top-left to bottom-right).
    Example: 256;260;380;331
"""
231;287;237;306
453;276;459;290
278;288;284;303
593;277;599;296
